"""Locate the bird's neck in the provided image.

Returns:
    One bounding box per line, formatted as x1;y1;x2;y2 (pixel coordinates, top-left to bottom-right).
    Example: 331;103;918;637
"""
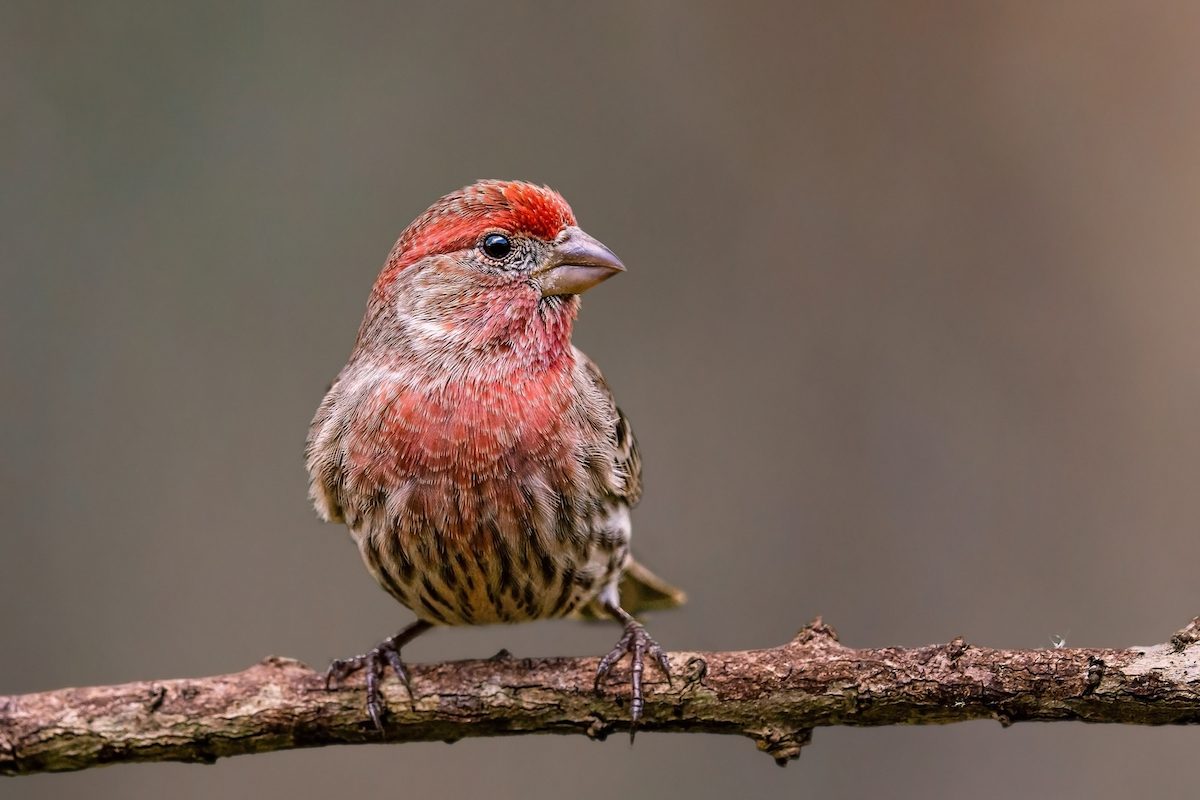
363;284;580;386
346;289;582;481
463;289;579;375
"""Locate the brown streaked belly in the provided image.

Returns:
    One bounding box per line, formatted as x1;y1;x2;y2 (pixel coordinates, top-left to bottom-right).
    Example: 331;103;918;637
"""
356;519;627;625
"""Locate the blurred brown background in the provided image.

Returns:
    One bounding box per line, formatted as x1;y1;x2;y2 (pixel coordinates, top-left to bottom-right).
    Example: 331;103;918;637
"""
3;1;1199;797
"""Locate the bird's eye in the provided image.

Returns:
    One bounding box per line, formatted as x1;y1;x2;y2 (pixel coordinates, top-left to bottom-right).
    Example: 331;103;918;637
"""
481;233;512;260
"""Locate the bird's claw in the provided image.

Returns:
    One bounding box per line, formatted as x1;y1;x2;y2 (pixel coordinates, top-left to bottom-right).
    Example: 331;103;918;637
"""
595;621;671;730
324;635;415;731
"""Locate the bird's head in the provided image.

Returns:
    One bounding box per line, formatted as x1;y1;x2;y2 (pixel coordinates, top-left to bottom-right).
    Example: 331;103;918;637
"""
358;180;625;363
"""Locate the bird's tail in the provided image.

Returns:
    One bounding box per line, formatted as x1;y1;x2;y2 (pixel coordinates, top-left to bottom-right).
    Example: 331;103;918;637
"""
573;557;686;620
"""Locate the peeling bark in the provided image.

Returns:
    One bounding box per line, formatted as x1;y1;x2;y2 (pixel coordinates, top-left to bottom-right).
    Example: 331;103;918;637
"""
3;617;1199;776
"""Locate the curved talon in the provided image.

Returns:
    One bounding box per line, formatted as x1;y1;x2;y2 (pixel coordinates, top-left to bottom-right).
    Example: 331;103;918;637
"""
365;652;386;730
595;627;636;690
383;648;413;697
324;655;366;690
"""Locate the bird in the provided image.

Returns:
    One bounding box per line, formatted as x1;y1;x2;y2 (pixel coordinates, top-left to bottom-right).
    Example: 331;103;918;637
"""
305;179;684;730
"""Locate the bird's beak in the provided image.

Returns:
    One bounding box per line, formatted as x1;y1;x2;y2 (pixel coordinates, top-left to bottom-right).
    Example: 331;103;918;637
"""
536;226;626;297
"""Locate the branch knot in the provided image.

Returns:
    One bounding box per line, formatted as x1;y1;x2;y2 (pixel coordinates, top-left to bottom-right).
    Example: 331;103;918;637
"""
791;617;841;647
749;724;813;767
1169;618;1200;652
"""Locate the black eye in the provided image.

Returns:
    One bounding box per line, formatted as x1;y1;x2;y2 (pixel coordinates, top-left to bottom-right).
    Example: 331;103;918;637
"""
481;233;512;260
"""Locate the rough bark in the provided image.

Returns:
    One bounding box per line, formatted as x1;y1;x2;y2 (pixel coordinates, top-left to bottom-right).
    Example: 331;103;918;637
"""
3;617;1199;776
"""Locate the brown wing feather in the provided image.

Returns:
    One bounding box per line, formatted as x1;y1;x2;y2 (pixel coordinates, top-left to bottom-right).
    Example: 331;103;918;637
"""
572;349;684;619
573;348;642;506
613;404;642;506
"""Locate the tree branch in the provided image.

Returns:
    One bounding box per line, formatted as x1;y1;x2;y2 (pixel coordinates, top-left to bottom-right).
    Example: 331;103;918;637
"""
4;617;1199;776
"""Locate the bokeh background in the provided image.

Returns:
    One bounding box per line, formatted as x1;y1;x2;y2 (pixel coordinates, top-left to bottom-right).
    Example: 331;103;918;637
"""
4;2;1199;797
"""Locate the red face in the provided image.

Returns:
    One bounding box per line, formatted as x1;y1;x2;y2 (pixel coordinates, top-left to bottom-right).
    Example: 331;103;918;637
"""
371;179;625;303
389;181;578;271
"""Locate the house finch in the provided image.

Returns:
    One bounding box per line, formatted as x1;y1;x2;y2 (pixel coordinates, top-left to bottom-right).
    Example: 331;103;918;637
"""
306;179;684;729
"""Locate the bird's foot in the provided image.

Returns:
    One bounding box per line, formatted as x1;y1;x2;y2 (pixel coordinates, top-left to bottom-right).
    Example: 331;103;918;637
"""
325;620;430;731
594;620;671;728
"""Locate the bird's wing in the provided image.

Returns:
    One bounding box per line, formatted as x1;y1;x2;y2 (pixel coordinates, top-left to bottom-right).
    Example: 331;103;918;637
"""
612;403;643;506
571;348;685;619
573;348;642;506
